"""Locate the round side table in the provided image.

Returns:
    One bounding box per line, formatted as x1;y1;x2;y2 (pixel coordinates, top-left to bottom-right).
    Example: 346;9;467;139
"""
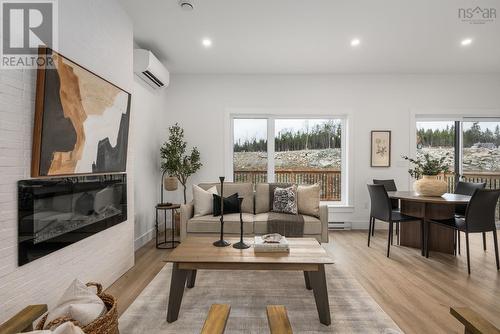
155;203;181;249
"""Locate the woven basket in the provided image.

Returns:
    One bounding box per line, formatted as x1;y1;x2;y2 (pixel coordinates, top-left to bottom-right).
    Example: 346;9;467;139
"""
36;282;119;334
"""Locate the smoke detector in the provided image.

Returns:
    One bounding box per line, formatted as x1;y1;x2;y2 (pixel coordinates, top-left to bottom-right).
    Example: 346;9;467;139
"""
179;0;194;11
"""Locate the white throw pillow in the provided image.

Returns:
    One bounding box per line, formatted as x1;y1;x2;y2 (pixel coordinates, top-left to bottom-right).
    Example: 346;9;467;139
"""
193;185;218;217
44;279;105;329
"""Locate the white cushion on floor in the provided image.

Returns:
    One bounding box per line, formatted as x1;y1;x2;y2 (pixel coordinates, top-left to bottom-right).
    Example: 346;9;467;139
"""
44;279;105;328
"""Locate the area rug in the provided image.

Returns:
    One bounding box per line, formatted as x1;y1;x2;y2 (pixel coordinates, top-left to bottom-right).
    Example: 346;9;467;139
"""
119;261;402;333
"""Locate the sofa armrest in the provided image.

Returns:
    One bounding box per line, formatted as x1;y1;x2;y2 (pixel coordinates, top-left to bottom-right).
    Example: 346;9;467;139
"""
319;204;329;243
180;201;194;241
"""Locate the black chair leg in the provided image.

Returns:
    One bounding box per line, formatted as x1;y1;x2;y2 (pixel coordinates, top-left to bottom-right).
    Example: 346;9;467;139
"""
425;221;430;258
493;230;499;271
396;223;400;245
387;222;393;258
453;229;457;256
465;232;471;275
390;223;394;245
483;232;487;251
457;230;461;255
420;220;425;256
367;217;373;247
372;220;375;236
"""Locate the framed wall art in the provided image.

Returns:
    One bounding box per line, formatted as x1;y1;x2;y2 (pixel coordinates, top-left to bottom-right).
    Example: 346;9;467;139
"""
32;47;131;177
371;130;391;167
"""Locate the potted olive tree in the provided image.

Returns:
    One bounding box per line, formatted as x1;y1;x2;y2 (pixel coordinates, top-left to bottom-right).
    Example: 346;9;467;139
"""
402;153;450;196
161;123;202;204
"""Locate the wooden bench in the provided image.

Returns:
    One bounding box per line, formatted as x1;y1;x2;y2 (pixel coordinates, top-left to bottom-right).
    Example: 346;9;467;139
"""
200;304;231;334
0;304;47;334
450;307;500;334
266;305;293;334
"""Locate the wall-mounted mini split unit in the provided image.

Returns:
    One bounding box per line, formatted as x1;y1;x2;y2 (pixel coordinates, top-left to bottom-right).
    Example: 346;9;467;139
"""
133;49;169;89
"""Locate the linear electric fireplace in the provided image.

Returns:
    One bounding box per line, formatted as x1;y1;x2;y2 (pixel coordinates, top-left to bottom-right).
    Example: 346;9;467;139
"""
18;174;127;265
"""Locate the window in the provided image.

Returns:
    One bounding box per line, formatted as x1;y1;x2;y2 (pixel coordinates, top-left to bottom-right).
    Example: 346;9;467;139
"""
415;117;500;219
416;121;455;172
232;116;344;202
462;120;500;174
233;118;268;183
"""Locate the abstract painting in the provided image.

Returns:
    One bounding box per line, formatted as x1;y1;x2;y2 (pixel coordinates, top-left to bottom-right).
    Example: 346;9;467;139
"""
32;47;131;177
371;130;391;167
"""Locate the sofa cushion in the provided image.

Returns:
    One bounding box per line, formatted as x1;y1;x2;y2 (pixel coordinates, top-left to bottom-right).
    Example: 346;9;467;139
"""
297;184;320;217
193;185;218;217
255;183;270;214
213;193;239;216
269;183;293;210
198;182;254;214
254;213;322;235
187;213;254;234
272;185;298;214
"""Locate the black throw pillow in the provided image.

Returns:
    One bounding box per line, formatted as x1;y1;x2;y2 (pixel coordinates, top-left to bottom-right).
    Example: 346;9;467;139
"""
213;193;239;216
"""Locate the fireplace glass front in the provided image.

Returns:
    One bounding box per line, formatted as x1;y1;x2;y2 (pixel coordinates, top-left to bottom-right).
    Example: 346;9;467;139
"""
18;174;127;265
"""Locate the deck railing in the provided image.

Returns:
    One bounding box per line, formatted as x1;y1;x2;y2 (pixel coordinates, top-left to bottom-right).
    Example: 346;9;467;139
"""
233;169;341;201
234;170;500;218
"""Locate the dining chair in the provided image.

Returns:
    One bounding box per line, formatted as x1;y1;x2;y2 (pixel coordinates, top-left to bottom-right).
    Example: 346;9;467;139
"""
367;184;423;257
373;179;400;243
454;181;486;254
426;189;500;275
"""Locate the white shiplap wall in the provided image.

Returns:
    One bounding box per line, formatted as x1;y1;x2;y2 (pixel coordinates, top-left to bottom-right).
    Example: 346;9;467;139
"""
0;0;135;322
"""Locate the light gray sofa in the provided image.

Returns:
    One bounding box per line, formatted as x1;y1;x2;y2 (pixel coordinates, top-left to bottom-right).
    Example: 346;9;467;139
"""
180;182;329;243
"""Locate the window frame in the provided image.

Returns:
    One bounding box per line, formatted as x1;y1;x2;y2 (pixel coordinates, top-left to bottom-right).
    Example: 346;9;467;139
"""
229;114;348;204
414;115;500;180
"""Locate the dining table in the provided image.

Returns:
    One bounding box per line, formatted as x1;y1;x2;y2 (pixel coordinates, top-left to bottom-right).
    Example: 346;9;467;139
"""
387;191;471;254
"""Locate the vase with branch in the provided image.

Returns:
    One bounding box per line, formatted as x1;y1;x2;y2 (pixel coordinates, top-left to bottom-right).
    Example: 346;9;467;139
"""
402;153;450;197
160;123;202;204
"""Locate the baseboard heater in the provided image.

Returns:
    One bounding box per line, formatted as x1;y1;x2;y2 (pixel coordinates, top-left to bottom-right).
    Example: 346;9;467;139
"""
328;222;351;230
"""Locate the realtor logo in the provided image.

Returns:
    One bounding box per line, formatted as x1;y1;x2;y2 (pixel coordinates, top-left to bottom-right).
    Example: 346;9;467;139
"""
458;6;496;24
1;0;58;69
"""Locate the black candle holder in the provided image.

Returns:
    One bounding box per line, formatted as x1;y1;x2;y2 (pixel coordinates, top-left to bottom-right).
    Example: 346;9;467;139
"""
233;197;250;249
213;176;231;247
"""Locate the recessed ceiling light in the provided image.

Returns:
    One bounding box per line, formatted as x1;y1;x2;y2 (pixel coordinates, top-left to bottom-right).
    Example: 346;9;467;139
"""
350;38;361;47
202;38;212;47
461;38;473;46
179;0;194;11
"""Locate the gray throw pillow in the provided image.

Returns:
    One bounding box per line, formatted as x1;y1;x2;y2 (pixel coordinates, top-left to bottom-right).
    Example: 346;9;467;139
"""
272;185;298;215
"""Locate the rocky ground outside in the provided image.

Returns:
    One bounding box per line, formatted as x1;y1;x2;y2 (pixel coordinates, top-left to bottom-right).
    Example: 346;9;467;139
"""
234;147;500;173
234;148;341;171
418;147;500;173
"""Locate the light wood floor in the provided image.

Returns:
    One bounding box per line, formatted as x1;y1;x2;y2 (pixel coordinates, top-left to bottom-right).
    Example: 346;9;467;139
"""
106;230;500;333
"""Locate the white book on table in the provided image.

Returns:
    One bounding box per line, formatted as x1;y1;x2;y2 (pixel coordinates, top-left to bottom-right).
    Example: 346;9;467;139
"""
253;236;289;253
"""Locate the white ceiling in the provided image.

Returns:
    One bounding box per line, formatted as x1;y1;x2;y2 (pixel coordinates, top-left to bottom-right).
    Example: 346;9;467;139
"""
120;0;500;74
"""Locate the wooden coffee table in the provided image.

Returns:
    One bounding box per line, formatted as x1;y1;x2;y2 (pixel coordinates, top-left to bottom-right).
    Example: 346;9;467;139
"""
165;237;334;325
